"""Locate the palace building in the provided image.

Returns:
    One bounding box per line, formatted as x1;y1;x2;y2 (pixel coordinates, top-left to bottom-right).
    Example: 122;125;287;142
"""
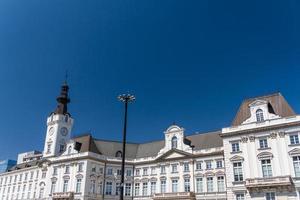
0;83;300;200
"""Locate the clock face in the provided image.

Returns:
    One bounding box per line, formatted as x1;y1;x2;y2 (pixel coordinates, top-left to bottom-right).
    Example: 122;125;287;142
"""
60;127;68;136
48;127;55;136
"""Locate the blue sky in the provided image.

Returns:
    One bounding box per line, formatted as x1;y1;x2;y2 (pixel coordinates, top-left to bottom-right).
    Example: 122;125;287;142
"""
0;0;299;160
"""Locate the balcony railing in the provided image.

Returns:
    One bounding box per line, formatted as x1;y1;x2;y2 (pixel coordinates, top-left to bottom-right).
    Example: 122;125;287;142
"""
245;175;292;188
52;192;74;199
153;192;196;199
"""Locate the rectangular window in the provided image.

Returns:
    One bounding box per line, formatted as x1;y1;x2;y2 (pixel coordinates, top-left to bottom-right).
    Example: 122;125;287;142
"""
216;160;223;168
160;166;166;174
105;182;112;195
290;134;300;145
232;142;240;152
134;183;140;196
136;169;140;176
50;181;56;194
63;180;68;192
172;164;178;173
125;183;131;196
196;178;203;193
143;168;148;176
217;176;225;192
98;182;103;195
150;182;156;195
184;163;189;172
65;165;70;174
261;159;273;177
184;178;190;192
172;179;178;192
196;162;202;170
233;162;243;181
259;138;268;148
117;169;122;176
236;194;245;200
206;161;212;169
107;168;113;175
78;163;83;172
294;156;300;177
160;180;166;193
207;177;214;192
53;167;57;175
41;171;46;179
142;182;148;196
115;182;120;195
266;192;275;200
126;169;132;176
90;180;96;194
151;167;156;175
76;179;82;193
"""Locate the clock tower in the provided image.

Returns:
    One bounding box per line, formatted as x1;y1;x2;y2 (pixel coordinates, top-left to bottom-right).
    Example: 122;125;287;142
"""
43;82;74;158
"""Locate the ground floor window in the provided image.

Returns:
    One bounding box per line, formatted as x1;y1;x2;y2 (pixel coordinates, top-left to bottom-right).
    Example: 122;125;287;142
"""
196;178;203;193
142;182;148;196
266;192;275;200
125;183;131;196
217;176;225;192
151;181;156;195
105;182;112;195
134;183;140;196
161;180;166;193
184;178;190;192
207;177;213;192
172;179;178;192
236;193;245;200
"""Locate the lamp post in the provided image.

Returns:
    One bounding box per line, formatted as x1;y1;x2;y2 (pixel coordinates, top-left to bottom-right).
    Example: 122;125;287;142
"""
118;94;135;200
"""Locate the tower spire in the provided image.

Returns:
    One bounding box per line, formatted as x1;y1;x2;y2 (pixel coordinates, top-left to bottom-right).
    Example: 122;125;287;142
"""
54;82;70;115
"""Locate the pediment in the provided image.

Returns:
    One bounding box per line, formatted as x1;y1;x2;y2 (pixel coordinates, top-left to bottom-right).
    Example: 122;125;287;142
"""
289;148;300;156
230;155;244;162
257;151;273;160
156;149;192;161
249;100;268;107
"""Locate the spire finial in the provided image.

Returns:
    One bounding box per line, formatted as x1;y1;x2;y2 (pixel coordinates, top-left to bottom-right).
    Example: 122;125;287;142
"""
64;70;68;85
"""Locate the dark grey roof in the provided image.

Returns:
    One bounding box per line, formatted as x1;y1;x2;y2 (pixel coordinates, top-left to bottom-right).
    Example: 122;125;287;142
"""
73;130;223;159
8;160;39;172
232;93;296;126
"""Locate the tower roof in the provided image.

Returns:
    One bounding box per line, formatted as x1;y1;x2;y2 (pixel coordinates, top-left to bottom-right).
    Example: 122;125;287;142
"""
53;82;70;115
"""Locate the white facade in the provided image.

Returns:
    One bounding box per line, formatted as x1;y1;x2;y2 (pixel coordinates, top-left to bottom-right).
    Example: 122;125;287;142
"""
0;89;299;200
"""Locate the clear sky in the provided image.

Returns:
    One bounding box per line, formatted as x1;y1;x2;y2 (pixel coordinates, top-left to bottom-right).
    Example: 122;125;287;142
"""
0;0;299;160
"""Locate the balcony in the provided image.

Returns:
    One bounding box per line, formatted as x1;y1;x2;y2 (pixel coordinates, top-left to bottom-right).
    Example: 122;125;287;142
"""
245;175;293;191
52;192;74;200
153;192;196;200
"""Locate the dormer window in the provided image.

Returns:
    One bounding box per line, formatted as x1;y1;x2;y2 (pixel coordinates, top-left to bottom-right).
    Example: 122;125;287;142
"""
171;136;177;149
256;109;264;122
115;151;123;158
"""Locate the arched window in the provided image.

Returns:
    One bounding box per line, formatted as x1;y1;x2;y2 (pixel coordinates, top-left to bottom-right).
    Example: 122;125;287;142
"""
171;136;177;149
115;151;122;158
68;146;72;154
256;109;264;122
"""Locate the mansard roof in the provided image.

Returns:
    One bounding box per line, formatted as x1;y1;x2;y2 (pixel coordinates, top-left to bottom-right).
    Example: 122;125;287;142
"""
73;130;222;159
231;93;296;126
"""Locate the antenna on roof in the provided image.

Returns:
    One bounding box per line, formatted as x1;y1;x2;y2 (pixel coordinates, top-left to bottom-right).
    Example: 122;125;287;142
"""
64;69;69;84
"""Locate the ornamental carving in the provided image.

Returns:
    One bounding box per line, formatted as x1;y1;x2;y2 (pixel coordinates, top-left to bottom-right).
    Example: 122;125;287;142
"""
249;136;255;142
278;131;285;138
268;132;277;139
241;137;248;143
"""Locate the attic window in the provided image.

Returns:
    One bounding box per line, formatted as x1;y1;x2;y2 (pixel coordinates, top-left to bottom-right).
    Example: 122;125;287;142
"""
171;136;177;149
115;151;122;158
256;109;264;122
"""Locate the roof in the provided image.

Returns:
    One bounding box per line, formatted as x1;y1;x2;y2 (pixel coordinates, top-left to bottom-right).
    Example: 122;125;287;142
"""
72;130;223;159
231;93;296;126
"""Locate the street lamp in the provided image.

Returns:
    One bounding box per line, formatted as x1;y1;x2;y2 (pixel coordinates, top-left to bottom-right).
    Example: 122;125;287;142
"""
118;94;135;200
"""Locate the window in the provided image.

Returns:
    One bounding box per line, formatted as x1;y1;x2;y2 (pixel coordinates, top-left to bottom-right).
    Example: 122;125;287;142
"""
53;167;58;175
216;160;223;168
63;180;69;192
76;179;82;193
68;146;72;154
41;171;46;179
143;168;148;176
233;162;243;181
142;182;148;196
160;180;166;193
259;138;268;149
99;167;103;174
150;182;156;195
196;162;202;170
65;165;70;174
232;142;240;152
59;144;65;153
126;169;132;176
160;166;166;174
196;178;203;193
105;182;112;195
217;176;225;192
39;188;44;198
293;156;300;177
290;134;299;145
236;194;245;200
78;163;83;172
98;182;103;195
47;144;51;154
261;159;273;177
151;167;156;175
115;151;122;158
172;179;178;192
30;172;34;180
135;169;140;176
125;183;131;196
107;168;113;175
50;181;56;194
117;169;122;176
184;178;190;192
184;163;189;172
115;182;120;195
266;192;275;200
90;180;96;193
134;183;140;196
171;136;177;149
256;109;264;122
172;164;178;173
206;161;212;169
207;177;214;192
